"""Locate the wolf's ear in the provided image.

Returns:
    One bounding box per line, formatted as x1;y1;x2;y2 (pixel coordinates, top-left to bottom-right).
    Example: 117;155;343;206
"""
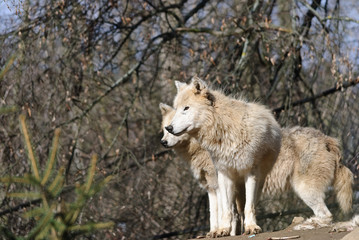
205;92;216;106
159;103;173;116
175;81;187;92
191;76;215;106
191;76;208;93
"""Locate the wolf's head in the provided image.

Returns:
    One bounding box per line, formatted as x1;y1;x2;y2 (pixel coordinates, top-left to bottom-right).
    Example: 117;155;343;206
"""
159;103;191;148
165;77;215;136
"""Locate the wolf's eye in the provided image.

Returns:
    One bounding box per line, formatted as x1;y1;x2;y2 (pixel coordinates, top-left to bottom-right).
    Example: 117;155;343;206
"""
184;106;189;111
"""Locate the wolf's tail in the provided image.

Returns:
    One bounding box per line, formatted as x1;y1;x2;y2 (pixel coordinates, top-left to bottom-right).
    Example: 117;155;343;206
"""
327;137;354;214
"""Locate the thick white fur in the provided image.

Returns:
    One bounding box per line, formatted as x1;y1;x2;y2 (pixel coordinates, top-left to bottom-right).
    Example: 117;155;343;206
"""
160;104;354;235
161;104;354;234
169;77;282;235
263;127;353;230
161;79;354;236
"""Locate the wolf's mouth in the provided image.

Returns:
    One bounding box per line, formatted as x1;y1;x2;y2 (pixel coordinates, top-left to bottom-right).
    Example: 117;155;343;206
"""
173;127;188;136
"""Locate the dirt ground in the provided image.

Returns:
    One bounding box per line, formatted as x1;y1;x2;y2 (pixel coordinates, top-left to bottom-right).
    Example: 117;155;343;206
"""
213;227;350;240
193;226;357;240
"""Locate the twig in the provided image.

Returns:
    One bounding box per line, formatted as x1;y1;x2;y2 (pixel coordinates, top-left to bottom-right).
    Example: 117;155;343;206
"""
323;16;359;24
0;53;17;81
299;0;323;22
300;0;322;37
273;78;359;114
183;0;210;23
0;199;41;217
299;0;330;34
0;185;75;217
152;225;208;239
267;236;300;240
65;119;82;183
55;61;141;129
175;27;244;37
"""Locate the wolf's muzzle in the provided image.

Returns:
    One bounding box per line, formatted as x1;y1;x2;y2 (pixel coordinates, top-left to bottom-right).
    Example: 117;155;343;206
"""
160;140;169;148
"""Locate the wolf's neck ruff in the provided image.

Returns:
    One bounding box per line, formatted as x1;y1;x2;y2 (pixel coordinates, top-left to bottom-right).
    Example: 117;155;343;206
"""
193;90;258;172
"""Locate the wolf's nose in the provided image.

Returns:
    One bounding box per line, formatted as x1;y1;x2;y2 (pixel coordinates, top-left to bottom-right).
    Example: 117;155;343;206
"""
165;125;173;134
160;140;168;147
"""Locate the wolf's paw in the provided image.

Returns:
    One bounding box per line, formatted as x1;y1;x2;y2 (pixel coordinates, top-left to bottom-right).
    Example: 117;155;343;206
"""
293;217;331;230
331;224;354;233
293;222;316;230
331;222;355;233
331;215;359;232
206;228;230;238
291;216;305;225
244;224;262;235
206;231;217;238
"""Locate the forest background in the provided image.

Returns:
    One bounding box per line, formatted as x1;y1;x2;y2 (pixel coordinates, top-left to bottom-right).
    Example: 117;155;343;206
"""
0;0;358;239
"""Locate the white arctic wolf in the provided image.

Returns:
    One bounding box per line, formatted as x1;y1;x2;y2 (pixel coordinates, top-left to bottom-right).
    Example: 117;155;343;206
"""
165;77;282;235
159;103;220;235
262;127;353;230
160;101;353;236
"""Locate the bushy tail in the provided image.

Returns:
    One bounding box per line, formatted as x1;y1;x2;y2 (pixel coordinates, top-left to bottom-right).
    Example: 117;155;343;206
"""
334;164;353;214
327;137;354;214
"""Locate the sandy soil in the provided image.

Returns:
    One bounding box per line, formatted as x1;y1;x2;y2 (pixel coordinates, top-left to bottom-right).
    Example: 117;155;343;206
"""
193;226;355;240
213;227;350;240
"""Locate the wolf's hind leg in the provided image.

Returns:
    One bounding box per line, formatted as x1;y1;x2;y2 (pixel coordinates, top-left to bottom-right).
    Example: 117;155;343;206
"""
293;182;332;230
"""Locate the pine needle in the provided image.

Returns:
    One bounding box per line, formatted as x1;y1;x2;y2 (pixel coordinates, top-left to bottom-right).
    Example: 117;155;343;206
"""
19;115;40;181
42;128;61;186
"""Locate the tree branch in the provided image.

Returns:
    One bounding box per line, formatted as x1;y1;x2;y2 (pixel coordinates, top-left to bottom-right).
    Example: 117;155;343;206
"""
300;0;323;37
55;61;141;129
183;0;210;23
299;0;330;34
175;27;244;36
273;78;359;114
323;16;359;24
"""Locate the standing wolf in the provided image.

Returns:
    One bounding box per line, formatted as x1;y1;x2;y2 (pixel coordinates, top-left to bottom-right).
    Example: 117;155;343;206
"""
160;103;353;236
165;77;282;235
159;103;220;236
262;127;353;230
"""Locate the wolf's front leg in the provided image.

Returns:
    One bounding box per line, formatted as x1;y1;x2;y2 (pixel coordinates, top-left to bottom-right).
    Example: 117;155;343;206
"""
216;171;237;237
244;173;261;234
207;189;219;234
207;187;223;238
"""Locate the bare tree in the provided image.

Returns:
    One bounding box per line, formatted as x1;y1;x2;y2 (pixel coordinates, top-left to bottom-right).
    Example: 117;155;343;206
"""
0;0;358;238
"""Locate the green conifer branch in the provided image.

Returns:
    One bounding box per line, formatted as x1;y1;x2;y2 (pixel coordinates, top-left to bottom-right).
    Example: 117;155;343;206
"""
7;192;42;199
68;221;114;233
0;176;32;185
27;207;54;239
2;118;114;239
85;154;97;193
19;115;40;181
42;128;61;186
48;167;65;195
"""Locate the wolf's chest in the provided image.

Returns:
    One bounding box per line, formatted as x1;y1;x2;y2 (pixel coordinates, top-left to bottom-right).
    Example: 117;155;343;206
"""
205;143;255;172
